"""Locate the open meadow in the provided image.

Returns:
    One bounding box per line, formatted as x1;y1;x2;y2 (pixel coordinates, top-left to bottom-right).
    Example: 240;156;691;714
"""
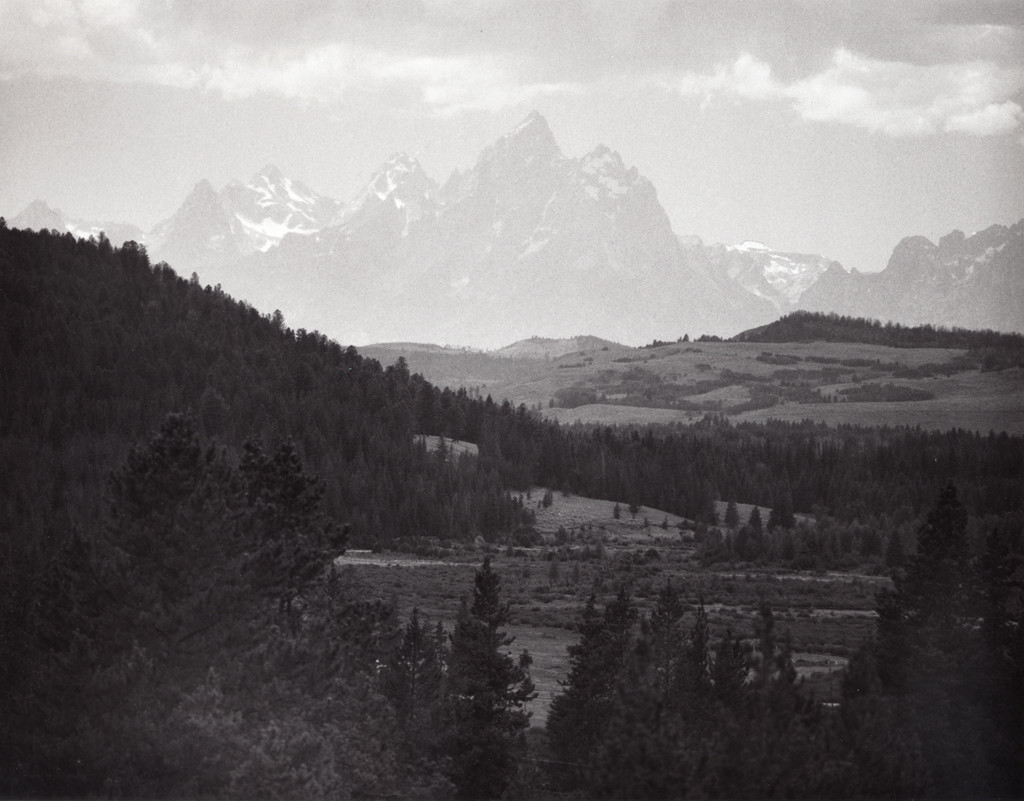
367;338;1024;435
337;487;883;723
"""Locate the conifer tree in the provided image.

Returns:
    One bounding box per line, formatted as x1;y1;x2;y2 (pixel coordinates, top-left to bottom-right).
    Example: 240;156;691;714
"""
445;558;535;799
748;505;763;534
710;628;749;709
685;598;713;703
239;439;334;610
875;483;1020;797
884;529;904;569
381;608;448;764
724;499;740;529
695;604;842;799
105;413;251;658
546;588;636;791
649;580;685;701
588;629;686;800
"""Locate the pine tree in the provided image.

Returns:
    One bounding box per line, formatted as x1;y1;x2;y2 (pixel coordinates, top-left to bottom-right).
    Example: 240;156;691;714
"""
239;439;334;611
546;588;636;791
588;630;686;800
724;500;740;529
649;580;685;702
381;608;448;764
685;598;713;702
840;643;928;798
884;529;904;569
105;413;252;658
875;484;1020;797
748;505;763;534
695;604;844;799
445;558;535;799
710;627;748;709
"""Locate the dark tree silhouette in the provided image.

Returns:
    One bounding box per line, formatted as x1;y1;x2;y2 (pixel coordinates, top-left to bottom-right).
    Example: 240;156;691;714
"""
445;558;535;799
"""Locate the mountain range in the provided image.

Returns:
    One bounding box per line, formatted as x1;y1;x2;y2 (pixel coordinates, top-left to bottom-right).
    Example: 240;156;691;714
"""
9;112;1023;346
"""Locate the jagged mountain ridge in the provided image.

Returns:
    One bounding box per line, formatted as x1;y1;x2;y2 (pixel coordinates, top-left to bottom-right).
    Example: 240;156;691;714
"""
800;222;1024;333
704;239;839;310
232;112;775;347
148;165;341;268
8;112;1023;343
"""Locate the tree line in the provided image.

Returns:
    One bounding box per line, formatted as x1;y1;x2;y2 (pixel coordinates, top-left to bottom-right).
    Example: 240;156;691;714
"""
735;309;1024;365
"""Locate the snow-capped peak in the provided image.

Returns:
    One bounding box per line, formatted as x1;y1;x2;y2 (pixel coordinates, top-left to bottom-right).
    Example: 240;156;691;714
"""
367;153;429;201
333;153;437;236
149;167;340;261
736;240;769;252
716;239;838;307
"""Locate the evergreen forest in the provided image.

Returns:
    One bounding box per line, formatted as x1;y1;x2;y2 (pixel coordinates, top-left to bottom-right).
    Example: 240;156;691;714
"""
1;222;1021;798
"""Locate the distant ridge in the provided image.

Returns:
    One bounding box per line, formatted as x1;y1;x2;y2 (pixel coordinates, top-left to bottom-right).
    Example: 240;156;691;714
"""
735;311;1024;356
362;341;482;354
494;335;621;359
8;116;1023;345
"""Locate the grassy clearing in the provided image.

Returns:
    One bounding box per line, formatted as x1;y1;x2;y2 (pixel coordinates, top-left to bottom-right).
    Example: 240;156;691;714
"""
528;489;690;541
378;337;1023;434
416;434;480;458
338;488;885;722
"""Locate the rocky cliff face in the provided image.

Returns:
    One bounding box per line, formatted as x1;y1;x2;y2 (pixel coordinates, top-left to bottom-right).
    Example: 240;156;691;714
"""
800;221;1024;332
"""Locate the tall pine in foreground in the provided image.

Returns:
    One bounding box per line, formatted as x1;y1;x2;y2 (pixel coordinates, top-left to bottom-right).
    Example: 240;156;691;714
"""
381;608;449;772
1;414;420;799
546;588;637;791
873;483;1023;798
445;558;535;799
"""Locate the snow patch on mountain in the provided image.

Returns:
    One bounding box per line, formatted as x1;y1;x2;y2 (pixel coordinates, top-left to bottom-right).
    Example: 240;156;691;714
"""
718;241;840;307
737;240;769;252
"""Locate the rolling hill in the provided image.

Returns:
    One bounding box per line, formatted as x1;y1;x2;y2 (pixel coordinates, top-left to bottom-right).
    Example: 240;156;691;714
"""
367;327;1024;435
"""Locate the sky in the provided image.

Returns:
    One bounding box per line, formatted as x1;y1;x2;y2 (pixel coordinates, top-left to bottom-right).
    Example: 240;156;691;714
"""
1;0;1023;274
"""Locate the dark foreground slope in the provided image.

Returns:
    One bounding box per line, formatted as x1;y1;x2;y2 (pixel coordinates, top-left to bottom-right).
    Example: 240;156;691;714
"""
1;224;1022;799
0;224;546;797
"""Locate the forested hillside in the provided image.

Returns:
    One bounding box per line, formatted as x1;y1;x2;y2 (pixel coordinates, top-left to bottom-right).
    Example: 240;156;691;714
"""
1;223;1022;798
737;310;1024;362
3;223;1020;556
0;223;541;797
0;222;541;551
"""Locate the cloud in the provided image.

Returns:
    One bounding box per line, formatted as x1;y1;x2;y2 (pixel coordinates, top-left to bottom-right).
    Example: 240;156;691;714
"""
0;0;582;113
2;0;1022;126
191;45;579;113
675;48;1024;137
944;101;1023;135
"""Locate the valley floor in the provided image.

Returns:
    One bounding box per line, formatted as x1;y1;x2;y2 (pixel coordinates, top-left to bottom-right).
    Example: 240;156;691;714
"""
337;488;882;724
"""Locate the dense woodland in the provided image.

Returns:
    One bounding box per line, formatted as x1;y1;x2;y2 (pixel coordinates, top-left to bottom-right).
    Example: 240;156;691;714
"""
1;223;1022;798
547;485;1022;799
736;310;1024;367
